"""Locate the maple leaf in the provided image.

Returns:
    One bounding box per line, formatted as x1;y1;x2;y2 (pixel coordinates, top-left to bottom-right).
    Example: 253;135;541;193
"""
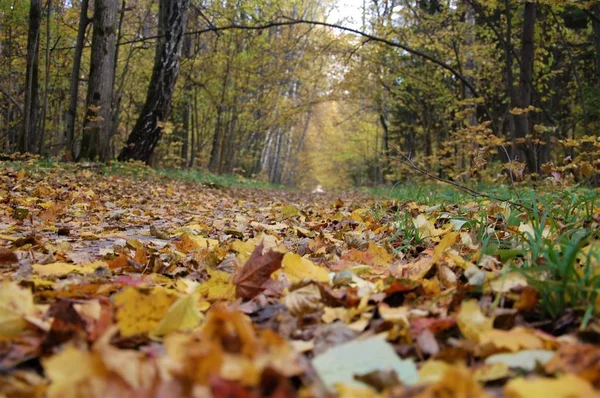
233;242;284;300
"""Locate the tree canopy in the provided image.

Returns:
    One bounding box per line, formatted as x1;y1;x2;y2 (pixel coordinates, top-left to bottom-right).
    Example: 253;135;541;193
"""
0;0;599;187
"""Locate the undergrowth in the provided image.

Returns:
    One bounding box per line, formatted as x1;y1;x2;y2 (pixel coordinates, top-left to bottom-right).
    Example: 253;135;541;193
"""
375;179;600;324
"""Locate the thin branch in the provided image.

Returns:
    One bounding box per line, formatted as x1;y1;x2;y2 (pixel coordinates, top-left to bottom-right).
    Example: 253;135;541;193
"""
390;146;531;212
49;19;482;102
0;86;24;115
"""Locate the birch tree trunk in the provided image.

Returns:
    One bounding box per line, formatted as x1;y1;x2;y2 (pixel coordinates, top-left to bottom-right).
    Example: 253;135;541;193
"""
80;0;118;161
118;0;190;163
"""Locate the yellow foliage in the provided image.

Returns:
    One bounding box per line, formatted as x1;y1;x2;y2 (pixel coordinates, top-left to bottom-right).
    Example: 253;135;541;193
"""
456;300;494;341
281;253;330;284
114;287;178;337
0;281;35;337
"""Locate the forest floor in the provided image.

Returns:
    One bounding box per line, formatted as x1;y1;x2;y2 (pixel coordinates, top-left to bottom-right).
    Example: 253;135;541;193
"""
2;160;600;397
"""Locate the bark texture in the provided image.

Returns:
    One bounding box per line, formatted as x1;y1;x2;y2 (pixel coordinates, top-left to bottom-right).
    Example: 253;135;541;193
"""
512;1;537;173
118;0;190;163
80;0;118;161
21;0;42;153
65;0;89;160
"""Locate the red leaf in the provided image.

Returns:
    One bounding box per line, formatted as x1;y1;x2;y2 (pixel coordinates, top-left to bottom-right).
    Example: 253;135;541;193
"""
210;376;254;398
410;317;456;335
233;243;284;300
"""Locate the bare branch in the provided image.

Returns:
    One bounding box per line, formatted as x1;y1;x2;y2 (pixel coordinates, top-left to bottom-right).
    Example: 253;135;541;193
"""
0;86;24;115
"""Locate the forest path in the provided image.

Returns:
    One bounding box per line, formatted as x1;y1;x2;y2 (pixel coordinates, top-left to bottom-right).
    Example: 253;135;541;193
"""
0;162;383;285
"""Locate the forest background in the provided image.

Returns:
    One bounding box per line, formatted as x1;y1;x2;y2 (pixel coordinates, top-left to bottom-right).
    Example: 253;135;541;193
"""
1;0;599;189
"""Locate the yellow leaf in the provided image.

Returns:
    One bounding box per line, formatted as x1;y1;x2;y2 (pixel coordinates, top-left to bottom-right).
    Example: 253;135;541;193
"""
418;360;450;384
413;214;445;238
504;374;600;398
43;345;106;398
398;251;433;281
153;294;204;336
0;281;35;336
432;232;459;264
350;208;369;222
33;262;97;277
322;307;349;324
281;204;300;218
197;269;236;301
479;327;544;353
422;277;441;296
416;364;489;398
114;287;178;337
456;299;494;341
231;239;257;264
282;253;330;284
366;242;394;267
474;362;510;382
335;383;380;398
489;273;528;293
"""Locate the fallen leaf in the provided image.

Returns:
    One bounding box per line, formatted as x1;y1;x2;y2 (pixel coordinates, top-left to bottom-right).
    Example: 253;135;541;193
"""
474;362;511;382
114;287;178;337
198;268;236;301
486;350;555;372
312;336;418;391
33;262;98;278
456;299;494;341
478;327;545;354
175;233;218;253
0;281;35;336
42;345;106;398
283;283;322;316
282;252;330;284
416;364;489;398
233;242;284;299
153;293;204;336
545;343;600;386
0;247;18;265
504;374;600;398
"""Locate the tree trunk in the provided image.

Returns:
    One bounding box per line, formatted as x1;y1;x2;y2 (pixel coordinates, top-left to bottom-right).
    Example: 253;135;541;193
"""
39;0;52;155
79;0;118;161
592;5;600;86
21;0;42;153
118;0;190;163
512;1;537;173
65;0;90;160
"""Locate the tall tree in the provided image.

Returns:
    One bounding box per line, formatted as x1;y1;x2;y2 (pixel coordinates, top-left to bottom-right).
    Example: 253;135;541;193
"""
21;0;42;153
79;0;118;161
118;0;190;162
512;1;537;173
65;0;90;160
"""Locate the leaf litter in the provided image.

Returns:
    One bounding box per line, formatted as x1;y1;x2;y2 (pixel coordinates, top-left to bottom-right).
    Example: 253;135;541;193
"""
1;162;600;397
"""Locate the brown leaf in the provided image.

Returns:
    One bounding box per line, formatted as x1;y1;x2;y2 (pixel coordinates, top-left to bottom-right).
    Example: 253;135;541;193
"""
233;243;284;300
545;343;600;386
0;248;18;265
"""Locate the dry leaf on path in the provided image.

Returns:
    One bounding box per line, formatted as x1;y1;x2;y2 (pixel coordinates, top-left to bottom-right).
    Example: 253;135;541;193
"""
233;242;284;299
0;281;35;337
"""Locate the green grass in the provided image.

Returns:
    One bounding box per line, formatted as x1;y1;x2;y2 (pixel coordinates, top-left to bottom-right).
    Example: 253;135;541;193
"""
103;162;286;190
371;181;600;324
0;159;285;190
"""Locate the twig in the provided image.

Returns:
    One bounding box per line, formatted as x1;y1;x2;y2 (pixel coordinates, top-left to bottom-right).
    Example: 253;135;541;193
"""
391;149;532;212
500;144;522;203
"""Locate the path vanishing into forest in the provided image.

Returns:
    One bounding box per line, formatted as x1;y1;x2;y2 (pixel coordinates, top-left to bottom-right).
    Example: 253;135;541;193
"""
3;162;600;397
